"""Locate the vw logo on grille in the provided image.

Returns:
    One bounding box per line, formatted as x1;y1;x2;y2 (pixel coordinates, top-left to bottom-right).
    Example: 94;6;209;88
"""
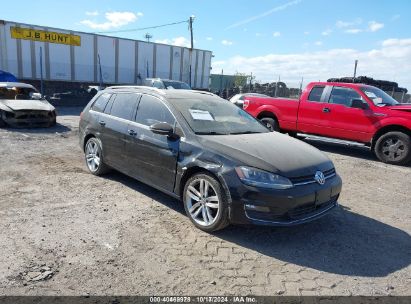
314;171;326;185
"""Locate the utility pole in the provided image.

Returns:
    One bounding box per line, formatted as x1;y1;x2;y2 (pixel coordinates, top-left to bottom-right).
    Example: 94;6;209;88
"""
188;15;195;87
249;72;253;92
299;76;304;98
144;33;152;42
353;59;358;79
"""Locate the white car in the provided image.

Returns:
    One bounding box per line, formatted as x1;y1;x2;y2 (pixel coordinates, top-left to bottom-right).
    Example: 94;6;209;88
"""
0;82;56;128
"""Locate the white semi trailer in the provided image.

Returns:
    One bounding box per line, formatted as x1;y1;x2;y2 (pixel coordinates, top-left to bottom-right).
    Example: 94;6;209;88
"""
0;20;212;89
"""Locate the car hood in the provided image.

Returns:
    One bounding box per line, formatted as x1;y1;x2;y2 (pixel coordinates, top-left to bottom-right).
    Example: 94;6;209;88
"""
198;132;333;177
388;104;411;113
0;99;55;111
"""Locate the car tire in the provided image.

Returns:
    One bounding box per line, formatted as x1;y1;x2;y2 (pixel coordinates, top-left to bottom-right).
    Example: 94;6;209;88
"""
84;137;110;175
260;117;279;132
374;131;411;165
183;173;229;232
0;111;6;128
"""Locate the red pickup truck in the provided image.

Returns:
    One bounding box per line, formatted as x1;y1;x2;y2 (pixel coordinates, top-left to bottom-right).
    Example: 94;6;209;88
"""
239;82;411;165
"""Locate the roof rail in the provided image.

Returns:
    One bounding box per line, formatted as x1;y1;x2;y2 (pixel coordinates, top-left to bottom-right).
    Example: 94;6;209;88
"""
105;85;166;95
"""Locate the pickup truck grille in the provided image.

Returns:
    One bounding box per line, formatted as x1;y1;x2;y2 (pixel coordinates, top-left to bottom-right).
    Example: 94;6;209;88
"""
289;168;336;186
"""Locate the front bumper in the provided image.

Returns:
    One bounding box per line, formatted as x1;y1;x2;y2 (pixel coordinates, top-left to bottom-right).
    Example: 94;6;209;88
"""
2;110;56;128
223;171;342;227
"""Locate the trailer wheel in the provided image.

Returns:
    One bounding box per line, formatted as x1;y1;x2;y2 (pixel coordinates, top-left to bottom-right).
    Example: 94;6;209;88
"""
374;131;411;165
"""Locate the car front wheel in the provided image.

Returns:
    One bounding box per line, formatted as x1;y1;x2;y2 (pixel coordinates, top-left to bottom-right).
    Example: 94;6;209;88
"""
183;173;229;232
374;131;411;165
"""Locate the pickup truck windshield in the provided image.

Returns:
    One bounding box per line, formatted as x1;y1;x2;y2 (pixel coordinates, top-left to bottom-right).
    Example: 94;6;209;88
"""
360;86;399;107
170;96;269;135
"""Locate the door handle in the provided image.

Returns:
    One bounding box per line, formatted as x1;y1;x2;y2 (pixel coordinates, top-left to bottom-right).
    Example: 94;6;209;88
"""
99;120;106;126
322;107;331;113
128;129;137;136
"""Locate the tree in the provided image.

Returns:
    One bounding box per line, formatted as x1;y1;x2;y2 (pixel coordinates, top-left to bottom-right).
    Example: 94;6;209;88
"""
233;72;248;88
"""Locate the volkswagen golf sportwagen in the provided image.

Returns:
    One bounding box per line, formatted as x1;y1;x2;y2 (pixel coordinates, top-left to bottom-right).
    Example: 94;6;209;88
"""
79;86;342;232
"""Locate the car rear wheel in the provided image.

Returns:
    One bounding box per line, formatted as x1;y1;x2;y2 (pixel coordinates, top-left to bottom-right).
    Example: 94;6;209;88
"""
183;173;229;232
374;131;411;165
85;137;110;175
260;117;279;132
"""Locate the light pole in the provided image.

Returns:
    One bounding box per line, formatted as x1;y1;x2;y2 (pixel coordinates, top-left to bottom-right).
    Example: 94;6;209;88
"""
353;59;358;79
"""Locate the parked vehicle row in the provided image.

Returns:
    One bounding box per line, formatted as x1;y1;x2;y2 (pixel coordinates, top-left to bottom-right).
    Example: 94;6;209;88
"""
235;82;411;165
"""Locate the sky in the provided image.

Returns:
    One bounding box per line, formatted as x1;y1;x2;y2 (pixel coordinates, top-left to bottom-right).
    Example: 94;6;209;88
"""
1;0;411;88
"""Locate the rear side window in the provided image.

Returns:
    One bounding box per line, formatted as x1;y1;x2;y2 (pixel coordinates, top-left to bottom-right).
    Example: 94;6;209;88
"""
91;93;111;112
135;95;175;126
109;93;139;121
308;86;325;102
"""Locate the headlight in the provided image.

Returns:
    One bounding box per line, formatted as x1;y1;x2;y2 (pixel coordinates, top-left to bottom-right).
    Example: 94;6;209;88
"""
235;166;293;189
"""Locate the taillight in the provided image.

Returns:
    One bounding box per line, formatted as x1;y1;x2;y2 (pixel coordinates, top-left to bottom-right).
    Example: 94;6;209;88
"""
243;99;250;110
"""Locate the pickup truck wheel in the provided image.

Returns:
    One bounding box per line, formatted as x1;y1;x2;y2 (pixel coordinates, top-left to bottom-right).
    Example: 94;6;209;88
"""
374;132;411;165
260;117;279;132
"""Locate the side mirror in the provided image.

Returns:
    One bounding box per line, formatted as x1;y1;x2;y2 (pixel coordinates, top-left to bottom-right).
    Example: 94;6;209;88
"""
351;99;369;110
150;122;174;136
31;92;42;100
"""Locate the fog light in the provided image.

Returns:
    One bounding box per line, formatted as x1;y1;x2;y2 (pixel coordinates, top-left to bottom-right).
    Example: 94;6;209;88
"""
245;204;270;212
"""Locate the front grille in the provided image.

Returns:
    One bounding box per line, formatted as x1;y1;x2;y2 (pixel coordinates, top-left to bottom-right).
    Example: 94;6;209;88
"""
288;195;338;219
245;195;339;223
289;168;336;186
14;110;50;119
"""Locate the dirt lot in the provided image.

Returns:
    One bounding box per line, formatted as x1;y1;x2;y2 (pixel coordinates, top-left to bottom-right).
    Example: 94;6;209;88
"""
0;107;410;296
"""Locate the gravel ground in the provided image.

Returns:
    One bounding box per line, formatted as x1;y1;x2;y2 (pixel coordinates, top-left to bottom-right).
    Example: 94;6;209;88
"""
0;107;410;296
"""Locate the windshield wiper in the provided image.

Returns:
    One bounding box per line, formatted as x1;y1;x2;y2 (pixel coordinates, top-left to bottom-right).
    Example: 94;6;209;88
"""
229;131;262;135
195;131;228;135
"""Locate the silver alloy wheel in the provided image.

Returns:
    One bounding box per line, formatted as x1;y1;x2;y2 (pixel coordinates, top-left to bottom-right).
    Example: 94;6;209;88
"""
85;140;101;172
185;178;220;227
382;138;406;161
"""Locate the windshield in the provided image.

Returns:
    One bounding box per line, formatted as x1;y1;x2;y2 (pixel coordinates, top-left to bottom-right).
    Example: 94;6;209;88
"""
170;95;269;135
0;86;39;100
163;81;191;90
361;86;399;107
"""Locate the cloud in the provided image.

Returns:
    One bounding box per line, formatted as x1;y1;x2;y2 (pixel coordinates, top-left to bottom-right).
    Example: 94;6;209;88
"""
225;0;301;29
391;14;400;21
304;31;310;35
255;33;264;37
345;28;362;34
273;31;281;37
336;18;362;28
206;37;213;41
211;38;411;89
314;41;323;46
368;21;384;32
80;11;143;30
221;40;233;46
85;11;99;16
321;29;332;36
155;37;191;47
